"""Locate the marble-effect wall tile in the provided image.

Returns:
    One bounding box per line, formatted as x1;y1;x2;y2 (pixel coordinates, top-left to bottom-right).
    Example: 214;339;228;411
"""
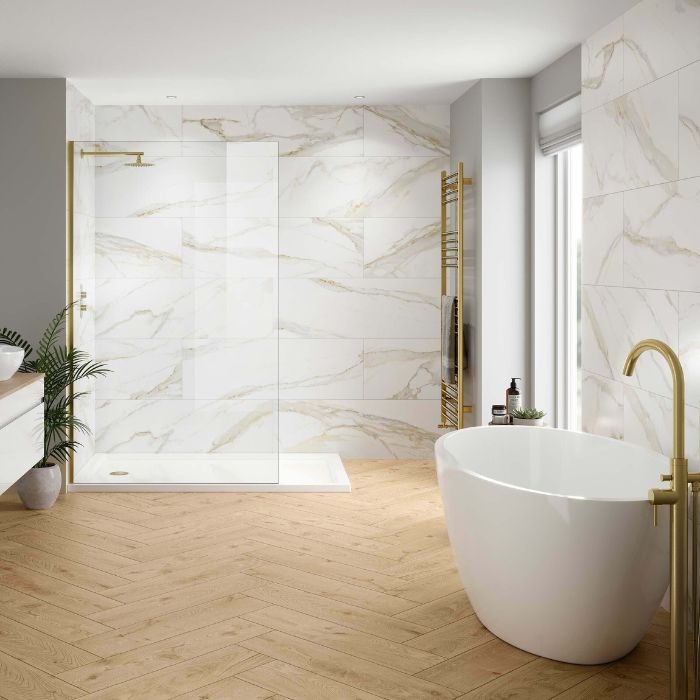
279;278;438;339
581;372;624;440
182;106;363;156
279;340;363;399
582;194;623;286
279;400;441;459
96;339;182;400
624;384;700;467
621;73;678;188
67;82;95;142
97;105;182;141
364;218;440;278
279;218;363;278
363;339;440;400
193;278;277;340
279;156;446;218
582;285;679;398
183;218;278;279
96;218;182;278
680;292;700;409
623;0;700;93
582;100;626;197
183;339;277;400
680;61;700;179
96;399;276;454
95;279;194;339
363;106;449;156
581;17;624;112
624;178;700;292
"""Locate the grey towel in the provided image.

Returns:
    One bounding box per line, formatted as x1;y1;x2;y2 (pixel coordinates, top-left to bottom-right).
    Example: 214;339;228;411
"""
441;295;457;385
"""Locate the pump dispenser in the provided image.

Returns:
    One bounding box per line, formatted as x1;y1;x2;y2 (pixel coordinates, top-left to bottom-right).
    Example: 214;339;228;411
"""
506;378;522;416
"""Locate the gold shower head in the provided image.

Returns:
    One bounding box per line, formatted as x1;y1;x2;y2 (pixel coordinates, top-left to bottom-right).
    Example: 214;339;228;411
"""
124;154;154;168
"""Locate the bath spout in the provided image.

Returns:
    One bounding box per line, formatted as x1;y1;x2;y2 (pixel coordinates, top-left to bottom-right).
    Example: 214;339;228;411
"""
623;338;687;699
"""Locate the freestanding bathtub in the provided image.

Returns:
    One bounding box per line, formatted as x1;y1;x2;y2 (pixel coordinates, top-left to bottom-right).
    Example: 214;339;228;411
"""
435;426;670;664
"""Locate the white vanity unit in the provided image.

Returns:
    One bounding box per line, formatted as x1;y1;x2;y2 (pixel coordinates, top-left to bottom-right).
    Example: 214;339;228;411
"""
0;373;44;494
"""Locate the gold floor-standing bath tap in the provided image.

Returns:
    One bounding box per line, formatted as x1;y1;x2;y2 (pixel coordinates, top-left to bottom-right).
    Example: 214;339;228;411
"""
623;339;700;699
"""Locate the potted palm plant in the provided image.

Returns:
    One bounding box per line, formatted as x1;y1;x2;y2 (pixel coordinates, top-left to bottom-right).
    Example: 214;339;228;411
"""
0;304;109;509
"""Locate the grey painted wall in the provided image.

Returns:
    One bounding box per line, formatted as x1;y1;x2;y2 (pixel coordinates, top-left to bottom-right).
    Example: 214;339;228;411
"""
450;82;482;425
0;79;67;349
450;78;531;424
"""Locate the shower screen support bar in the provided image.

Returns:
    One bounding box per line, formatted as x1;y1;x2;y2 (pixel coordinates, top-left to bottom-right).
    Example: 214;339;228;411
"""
66;141;75;488
439;162;473;430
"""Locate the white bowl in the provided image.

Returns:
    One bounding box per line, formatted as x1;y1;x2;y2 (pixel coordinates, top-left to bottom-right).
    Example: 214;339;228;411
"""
0;345;24;381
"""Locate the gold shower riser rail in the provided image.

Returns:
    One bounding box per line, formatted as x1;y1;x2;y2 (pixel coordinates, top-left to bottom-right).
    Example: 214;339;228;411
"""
439;162;473;430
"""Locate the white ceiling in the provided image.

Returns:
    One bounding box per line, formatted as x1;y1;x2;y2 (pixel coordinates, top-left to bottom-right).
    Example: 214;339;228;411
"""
0;0;638;105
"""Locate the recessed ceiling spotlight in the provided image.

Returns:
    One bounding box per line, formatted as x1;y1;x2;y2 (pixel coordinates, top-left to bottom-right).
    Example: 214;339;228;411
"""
353;95;366;100
166;95;178;100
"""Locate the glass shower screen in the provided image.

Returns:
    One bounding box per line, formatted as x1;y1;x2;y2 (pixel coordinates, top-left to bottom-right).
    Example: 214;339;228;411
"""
70;140;280;485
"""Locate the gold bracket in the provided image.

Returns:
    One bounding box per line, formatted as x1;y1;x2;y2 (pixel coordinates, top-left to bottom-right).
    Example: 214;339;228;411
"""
79;286;88;317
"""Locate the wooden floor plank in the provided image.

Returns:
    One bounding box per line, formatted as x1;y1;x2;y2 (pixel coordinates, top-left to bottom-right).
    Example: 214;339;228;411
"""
249;544;408;594
239;660;382;700
242;605;443;674
0;460;675;700
58;617;269;692
0;583;112;642
75;594;270;657
18;515;145;553
102;553;260;603
416;638;535;692
78;647;268;700
244;583;430;643
0;650;84;700
459;658;603;699
0;613;99;674
405;616;495;658
239;631;459;700
88;573;259;628
243;560;415;615
395;590;473;629
1;528;139;576
0;561;123;616
0;539;131;592
173;676;275;699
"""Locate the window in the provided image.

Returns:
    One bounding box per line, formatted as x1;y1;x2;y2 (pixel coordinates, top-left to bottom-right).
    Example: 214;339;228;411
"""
555;143;582;430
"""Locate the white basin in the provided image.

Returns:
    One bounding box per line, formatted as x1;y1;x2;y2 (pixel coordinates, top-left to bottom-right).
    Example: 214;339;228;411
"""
0;346;24;381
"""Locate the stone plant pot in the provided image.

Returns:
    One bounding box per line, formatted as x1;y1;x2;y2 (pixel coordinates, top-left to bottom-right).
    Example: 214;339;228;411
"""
512;417;545;427
17;464;61;510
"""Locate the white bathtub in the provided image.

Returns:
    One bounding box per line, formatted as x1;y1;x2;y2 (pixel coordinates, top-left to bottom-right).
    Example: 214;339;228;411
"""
435;426;669;664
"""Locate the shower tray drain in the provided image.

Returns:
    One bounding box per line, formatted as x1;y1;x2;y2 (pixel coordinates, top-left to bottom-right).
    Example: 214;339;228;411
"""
109;471;129;476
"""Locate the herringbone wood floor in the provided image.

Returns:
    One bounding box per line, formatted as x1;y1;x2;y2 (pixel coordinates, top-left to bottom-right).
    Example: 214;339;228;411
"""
0;460;672;699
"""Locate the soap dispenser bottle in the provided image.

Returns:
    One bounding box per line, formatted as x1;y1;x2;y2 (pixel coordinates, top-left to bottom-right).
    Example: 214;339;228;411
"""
506;378;522;417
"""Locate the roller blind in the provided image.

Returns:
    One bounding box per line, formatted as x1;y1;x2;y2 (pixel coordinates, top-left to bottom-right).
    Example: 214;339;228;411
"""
538;94;581;156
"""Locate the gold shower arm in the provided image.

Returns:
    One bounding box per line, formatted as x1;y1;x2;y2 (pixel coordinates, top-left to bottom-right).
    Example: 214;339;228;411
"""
80;150;144;158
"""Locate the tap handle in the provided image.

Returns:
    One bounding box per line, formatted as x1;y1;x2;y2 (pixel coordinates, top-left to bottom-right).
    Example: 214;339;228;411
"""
649;487;679;505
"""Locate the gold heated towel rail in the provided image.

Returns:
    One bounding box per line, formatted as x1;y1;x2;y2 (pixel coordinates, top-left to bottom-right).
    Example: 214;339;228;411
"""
439;162;473;430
